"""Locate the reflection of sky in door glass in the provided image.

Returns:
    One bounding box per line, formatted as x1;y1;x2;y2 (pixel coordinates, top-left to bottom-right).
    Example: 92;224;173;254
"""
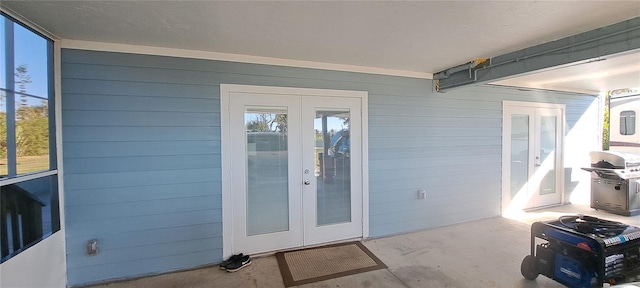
14;21;49;98
1;19;5;89
314;117;346;132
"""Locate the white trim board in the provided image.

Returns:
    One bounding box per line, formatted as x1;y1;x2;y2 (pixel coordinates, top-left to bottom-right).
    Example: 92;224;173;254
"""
0;232;66;288
54;38;68;258
503;101;567;110
60;39;432;79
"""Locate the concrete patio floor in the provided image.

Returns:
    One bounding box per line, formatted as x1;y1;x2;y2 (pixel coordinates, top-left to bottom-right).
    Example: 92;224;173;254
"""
87;204;640;288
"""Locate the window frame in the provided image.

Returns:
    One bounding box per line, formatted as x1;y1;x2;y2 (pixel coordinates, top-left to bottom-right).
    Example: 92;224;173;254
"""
620;110;636;136
0;11;60;264
1;12;57;179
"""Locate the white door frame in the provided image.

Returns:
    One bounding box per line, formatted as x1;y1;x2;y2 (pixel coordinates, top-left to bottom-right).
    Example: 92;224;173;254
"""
220;84;369;260
502;101;566;214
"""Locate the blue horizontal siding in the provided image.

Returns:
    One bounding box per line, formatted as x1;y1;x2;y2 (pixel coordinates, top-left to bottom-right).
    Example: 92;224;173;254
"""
368;171;499;188
64;182;219;206
369;136;501;149
64;195;220;220
63;154;220;174
62;79;219;97
61;48;597;286
369;169;501;186
370;154;501;170
64;169;221;191
369;181;502;205
69;249;220;286
63;141;220;158
63;126;220;142
65;224;221;252
63;110;217;127
63;94;220;112
65;209;220;237
66;237;221;269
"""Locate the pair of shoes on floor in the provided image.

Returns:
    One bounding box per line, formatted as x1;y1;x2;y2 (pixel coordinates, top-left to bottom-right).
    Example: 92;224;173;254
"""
219;253;251;272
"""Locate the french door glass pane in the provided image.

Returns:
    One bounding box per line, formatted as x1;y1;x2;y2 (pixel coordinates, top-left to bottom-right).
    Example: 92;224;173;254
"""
245;107;289;236
315;110;351;226
510;114;529;199
539;115;557;195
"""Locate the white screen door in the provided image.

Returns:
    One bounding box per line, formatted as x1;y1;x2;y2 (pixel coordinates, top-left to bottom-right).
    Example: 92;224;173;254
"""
222;86;365;256
503;102;564;212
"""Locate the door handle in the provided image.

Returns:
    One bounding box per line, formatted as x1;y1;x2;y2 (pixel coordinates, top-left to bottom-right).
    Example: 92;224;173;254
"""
304;180;311;185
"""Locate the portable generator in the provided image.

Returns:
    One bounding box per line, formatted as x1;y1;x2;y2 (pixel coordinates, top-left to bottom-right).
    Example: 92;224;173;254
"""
521;215;640;287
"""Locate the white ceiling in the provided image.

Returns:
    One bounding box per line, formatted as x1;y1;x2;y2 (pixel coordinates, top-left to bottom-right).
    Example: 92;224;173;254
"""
492;51;640;94
2;1;640;94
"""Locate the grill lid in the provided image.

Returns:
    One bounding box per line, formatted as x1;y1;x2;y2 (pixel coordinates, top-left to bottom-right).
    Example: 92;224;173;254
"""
590;151;640;169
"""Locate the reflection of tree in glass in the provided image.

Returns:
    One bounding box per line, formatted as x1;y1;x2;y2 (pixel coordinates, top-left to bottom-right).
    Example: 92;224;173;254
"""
11;64;49;157
0;105;6;158
341;117;349;127
0;82;8;159
15;64;32;106
16;105;48;156
246;113;287;133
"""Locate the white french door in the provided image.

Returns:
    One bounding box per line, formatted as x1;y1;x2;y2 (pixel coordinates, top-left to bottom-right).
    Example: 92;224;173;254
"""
302;96;363;245
503;102;565;212
229;93;302;254
221;85;366;257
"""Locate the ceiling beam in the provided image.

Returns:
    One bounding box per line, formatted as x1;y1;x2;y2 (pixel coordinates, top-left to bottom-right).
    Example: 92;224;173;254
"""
434;16;640;92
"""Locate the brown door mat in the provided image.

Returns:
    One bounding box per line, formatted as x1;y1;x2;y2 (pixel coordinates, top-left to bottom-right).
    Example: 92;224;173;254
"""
275;241;387;287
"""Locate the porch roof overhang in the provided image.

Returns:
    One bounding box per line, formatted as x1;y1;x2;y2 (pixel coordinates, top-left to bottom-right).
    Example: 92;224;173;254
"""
435;17;640;94
1;1;639;93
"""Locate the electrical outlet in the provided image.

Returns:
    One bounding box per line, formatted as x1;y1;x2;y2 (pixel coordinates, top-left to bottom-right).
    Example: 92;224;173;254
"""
417;190;426;199
86;239;99;256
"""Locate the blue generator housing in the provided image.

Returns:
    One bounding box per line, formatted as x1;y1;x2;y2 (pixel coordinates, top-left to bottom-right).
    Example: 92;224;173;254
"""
554;253;596;287
521;215;640;288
